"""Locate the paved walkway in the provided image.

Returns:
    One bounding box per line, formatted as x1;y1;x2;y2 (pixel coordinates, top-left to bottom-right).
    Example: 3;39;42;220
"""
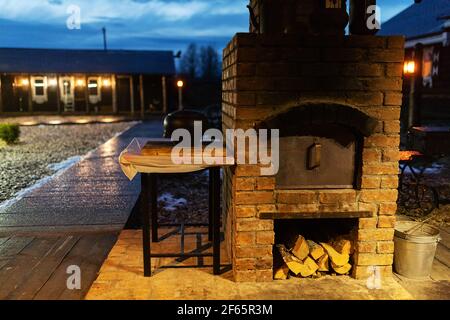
0;120;162;299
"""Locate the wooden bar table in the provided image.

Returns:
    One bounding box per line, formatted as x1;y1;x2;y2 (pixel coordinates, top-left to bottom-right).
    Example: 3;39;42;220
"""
119;138;233;277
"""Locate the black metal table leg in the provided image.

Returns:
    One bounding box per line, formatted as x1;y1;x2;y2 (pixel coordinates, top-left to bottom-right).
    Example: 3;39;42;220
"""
150;174;159;243
141;173;151;277
211;167;221;275
208;169;213;241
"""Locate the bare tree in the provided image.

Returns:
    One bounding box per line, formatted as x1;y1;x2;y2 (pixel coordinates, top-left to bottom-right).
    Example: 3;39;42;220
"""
200;45;220;80
180;43;199;79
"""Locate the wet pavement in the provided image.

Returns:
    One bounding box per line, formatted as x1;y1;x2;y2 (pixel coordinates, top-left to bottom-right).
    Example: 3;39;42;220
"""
0;120;163;233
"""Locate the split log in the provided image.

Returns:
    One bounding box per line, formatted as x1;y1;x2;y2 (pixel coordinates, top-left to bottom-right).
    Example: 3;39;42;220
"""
277;244;316;277
277;244;304;276
307;240;325;260
274;264;290;280
291;235;309;260
320;242;350;267
317;253;329;272
303;257;319;275
332;239;353;256
331;261;352;275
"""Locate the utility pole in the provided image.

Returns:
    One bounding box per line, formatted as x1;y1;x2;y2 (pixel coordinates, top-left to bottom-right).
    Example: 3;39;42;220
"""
102;27;107;51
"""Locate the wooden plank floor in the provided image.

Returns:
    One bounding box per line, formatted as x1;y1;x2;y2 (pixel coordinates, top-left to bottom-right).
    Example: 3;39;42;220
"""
0;232;118;300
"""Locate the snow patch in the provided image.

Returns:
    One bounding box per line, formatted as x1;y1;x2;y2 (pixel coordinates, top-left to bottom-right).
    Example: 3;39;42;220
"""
47;156;81;172
158;192;187;211
403;162;444;175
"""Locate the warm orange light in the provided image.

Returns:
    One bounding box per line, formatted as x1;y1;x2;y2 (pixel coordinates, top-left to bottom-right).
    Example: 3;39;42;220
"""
404;61;415;75
48;120;62;125
21;121;37;126
101;118;115;123
102;79;111;86
20;78;29;86
177;80;184;88
48;78;58;86
75;119;89;124
76;79;85;86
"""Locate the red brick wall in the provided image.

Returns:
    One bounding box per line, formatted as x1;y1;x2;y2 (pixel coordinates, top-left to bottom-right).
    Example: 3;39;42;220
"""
222;33;405;282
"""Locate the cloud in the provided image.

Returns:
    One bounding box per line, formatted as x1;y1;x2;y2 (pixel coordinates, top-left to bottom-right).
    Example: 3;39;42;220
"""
0;0;248;54
0;0;410;56
0;0;247;24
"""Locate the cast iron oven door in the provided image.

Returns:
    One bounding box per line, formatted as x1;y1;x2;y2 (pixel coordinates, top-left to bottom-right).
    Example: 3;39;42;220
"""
256;104;379;190
276;124;359;189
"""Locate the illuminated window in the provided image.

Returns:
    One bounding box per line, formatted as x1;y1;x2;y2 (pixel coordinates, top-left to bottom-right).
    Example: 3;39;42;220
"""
30;76;48;104
87;77;102;104
422;47;433;79
88;79;99;95
34;78;45;96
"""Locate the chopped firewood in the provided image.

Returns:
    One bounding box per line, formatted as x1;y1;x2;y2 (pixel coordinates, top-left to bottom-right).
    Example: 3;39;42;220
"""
331;261;352;275
277;244;305;276
296;264;314;277
291;235;309;260
274;264;290;280
277;245;315;277
320;242;350;267
317;254;329;272
303;257;319;274
332;239;353;255
307;240;325;260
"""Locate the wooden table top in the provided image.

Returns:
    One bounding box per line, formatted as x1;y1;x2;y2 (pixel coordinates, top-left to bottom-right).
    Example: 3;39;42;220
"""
140;139;229;157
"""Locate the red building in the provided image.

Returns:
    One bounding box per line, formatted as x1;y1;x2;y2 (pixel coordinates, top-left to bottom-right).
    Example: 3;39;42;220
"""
380;0;450;123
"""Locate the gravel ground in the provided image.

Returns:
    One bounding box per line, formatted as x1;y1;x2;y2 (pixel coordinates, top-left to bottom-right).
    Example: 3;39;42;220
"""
0;122;135;203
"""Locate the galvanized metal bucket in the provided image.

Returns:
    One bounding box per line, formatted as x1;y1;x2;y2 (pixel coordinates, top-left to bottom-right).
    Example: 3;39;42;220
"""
394;221;441;279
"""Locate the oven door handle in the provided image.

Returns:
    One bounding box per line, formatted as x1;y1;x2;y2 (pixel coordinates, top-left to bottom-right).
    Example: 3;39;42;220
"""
307;143;322;170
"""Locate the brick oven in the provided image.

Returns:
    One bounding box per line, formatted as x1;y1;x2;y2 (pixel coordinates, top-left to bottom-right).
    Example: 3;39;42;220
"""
222;0;405;282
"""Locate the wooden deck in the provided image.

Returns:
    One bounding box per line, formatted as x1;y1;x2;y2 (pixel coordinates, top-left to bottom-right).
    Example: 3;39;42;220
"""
0;232;118;299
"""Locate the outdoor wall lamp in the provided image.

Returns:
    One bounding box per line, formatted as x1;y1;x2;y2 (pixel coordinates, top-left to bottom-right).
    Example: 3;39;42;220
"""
76;79;85;86
102;78;111;86
48;78;58;86
20;78;29;86
404;60;416;75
